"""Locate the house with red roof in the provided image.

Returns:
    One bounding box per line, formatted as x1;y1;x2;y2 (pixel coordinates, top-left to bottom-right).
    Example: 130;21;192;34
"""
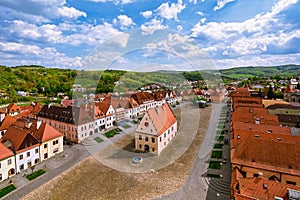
0;142;15;182
30;120;63;162
135;104;177;155
1;120;40;174
95;101;115;129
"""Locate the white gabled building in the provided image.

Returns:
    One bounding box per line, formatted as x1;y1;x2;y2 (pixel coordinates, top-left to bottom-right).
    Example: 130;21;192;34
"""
2;120;40;174
135;104;177;155
95;102;116;129
0;143;15;182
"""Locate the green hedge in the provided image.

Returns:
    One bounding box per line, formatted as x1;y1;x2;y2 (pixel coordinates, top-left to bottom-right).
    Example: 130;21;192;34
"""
0;184;16;198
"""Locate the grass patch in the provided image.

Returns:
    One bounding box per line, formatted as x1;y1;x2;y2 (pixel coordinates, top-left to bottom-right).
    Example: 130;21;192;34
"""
209;161;222;169
216;130;225;135
0;184;16;198
215;135;224;142
132;120;138;124
104;130;117;138
122;124;131;129
207;173;222;178
211;151;223;159
93;137;103;143
26;169;46;181
213;143;223;149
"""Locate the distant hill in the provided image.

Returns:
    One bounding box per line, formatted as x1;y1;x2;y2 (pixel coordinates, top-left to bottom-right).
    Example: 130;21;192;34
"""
219;64;300;80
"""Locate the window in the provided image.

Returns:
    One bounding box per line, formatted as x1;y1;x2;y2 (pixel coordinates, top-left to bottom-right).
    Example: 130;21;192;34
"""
286;181;296;185
164;133;166;138
152;138;155;143
139;144;142;149
139;135;142;140
7;159;11;165
145;136;148;142
53;148;59;153
44;143;48;148
0;174;2;181
27;152;30;157
19;154;23;160
0;163;1;169
35;149;39;154
152;148;155;152
160;137;162;142
44;153;48;159
20;164;24;170
172;126;174;131
53;140;58;145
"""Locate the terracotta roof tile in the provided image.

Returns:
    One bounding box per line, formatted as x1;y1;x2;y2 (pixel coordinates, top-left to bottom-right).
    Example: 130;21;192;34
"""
147;104;176;135
0;115;18;131
236;178;300;200
232;137;300;176
30;121;63;142
0;142;13;161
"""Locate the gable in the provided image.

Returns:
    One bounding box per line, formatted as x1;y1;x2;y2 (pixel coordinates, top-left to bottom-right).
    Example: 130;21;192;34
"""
19;133;39;151
136;112;158;136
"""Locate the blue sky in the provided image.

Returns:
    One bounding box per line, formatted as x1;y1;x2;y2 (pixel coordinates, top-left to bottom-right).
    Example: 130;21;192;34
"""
0;0;300;70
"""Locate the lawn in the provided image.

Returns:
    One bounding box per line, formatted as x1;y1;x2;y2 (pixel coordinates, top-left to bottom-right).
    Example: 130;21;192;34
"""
131;120;138;124
26;169;46;181
213;143;223;149
209;161;222;169
104;130;117;138
93;137;103;143
215;135;224;142
211;151;223;159
218;124;225;129
216;130;225;135
0;184;16;198
207;173;222;178
122;124;131;129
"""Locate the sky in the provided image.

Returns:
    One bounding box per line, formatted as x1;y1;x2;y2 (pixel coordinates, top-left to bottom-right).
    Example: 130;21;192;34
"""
0;0;300;70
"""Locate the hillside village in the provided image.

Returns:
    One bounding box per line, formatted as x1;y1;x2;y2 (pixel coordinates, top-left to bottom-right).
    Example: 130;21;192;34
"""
0;76;299;199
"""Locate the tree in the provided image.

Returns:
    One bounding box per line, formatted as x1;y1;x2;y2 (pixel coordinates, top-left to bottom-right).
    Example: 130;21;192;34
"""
267;85;275;99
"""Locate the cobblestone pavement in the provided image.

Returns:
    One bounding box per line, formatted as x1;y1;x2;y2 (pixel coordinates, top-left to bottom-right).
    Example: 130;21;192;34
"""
156;102;231;200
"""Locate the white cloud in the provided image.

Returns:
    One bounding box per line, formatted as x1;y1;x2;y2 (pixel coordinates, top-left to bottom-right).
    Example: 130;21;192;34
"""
57;6;87;18
191;0;299;57
116;15;135;29
196;11;204;16
156;0;186;20
189;0;197;4
141;19;168;35
0;0;87;20
89;0;134;4
4;20;125;46
140;10;153;18
214;0;235;11
0;42;83;68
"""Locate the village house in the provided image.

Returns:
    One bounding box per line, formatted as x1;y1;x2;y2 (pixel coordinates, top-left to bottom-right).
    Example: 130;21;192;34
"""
135;104;177;155
0;142;15;182
30;120;64;162
38;104;94;143
1;120;40;174
94;101;115;130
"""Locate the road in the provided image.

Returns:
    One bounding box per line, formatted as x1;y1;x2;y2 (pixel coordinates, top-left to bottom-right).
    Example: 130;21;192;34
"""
155;102;228;200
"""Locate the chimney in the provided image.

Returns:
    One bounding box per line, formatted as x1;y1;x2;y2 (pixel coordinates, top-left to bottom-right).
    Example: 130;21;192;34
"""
25;119;33;128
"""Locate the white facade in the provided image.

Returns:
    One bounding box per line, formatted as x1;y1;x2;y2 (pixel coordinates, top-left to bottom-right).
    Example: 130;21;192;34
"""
40;136;64;162
16;146;40;173
0;156;15;182
157;122;177;154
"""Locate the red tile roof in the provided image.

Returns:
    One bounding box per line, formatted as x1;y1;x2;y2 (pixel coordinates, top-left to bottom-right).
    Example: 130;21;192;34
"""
0;142;13;161
147;104;177;135
236;178;300;200
2;125;39;152
30;121;63;142
0;115;18;131
231;137;300;176
7;103;21;113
